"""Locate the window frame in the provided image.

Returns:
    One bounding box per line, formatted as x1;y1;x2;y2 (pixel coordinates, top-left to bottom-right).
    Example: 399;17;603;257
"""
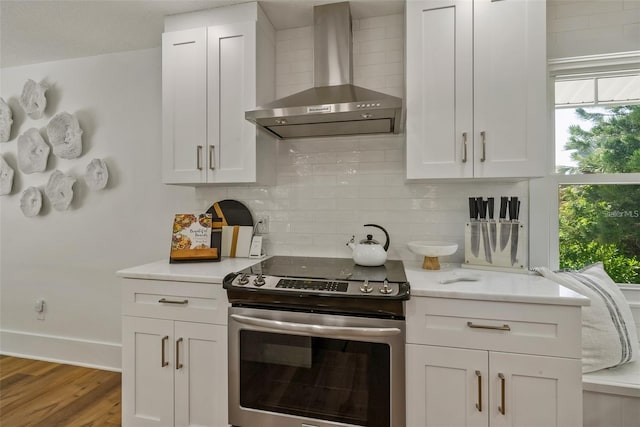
529;51;640;284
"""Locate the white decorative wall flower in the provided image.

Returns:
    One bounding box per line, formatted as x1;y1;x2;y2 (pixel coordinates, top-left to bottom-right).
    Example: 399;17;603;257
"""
85;159;108;190
0;155;14;195
0;98;13;142
17;128;50;173
47;112;83;159
20;187;42;217
45;170;76;211
19;79;48;119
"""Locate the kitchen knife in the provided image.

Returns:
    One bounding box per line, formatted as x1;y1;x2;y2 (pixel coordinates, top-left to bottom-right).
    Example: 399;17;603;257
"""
499;196;510;252
478;198;492;264
510;197;519;266
469;197;480;258
488;197;497;252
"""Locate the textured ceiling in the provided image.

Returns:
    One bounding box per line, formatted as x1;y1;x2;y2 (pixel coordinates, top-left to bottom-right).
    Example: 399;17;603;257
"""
0;0;404;68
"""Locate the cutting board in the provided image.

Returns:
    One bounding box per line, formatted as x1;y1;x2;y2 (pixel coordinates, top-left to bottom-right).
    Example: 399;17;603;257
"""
222;225;253;257
206;200;253;227
207;200;254;258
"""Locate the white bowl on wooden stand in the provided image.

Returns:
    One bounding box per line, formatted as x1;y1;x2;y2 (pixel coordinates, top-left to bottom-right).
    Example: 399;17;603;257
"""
408;241;458;270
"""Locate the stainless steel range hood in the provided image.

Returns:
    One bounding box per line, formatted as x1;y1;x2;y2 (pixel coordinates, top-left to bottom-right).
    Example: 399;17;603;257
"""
245;2;402;139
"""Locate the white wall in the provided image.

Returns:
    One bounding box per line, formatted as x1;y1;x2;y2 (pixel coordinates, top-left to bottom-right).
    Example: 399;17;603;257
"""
0;48;195;369
196;14;528;263
548;0;640;59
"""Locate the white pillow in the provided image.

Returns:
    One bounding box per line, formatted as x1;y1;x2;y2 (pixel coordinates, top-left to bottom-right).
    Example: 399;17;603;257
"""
535;262;639;373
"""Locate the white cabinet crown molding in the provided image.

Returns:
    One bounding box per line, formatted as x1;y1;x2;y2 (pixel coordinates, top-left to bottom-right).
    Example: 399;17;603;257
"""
549;50;640;76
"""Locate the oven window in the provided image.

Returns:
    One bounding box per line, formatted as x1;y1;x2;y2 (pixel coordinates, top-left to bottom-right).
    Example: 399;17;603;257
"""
239;330;390;427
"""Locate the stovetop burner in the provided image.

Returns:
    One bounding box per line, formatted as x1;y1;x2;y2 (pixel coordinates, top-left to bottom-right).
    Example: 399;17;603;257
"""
223;256;410;318
224;256;409;299
240;255;408;283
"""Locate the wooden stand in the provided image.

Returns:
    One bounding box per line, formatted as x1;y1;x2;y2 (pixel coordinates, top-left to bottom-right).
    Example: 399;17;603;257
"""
422;256;440;270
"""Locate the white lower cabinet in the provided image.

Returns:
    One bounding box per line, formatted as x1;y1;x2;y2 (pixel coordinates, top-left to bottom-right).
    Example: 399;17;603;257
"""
174;322;227;427
121;279;229;427
488;352;581;427
123;316;174;426
407;345;582;427
406;297;583;427
407;345;487;427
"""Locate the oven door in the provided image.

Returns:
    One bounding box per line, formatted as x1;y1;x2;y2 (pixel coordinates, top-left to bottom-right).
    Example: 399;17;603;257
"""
228;306;405;427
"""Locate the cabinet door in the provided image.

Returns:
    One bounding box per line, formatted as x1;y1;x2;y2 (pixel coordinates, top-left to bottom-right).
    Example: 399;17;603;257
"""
207;22;258;183
406;0;473;179
122;316;174;427
473;0;546;178
162;27;208;184
489;352;582;427
406;344;488;427
174;321;228;427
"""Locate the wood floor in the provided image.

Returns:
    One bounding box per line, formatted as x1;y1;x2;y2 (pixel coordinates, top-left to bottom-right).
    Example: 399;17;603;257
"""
0;355;121;427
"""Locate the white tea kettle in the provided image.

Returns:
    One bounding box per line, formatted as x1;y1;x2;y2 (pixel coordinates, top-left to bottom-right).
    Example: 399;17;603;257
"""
346;224;390;267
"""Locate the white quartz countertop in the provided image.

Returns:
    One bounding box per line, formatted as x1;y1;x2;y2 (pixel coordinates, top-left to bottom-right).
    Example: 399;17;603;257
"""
116;257;261;284
404;261;589;306
117;257;589;307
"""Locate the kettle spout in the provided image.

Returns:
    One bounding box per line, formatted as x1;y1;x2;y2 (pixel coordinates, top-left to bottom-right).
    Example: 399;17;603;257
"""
346;235;355;250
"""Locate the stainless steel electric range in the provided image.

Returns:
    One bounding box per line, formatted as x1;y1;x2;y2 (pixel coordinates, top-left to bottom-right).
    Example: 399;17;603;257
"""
223;256;410;427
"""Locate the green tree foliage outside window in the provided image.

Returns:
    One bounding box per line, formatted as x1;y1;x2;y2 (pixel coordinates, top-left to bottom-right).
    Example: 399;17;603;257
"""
558;105;640;284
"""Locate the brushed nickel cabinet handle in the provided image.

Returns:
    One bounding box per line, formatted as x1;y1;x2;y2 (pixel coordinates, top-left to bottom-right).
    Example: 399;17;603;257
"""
161;335;169;367
173;41;196;46
467;321;510;331
480;131;486;162
462;132;468;163
176;338;183;370
158;298;188;305
209;145;215;170
498;373;506;415
475;370;482;411
196;145;203;170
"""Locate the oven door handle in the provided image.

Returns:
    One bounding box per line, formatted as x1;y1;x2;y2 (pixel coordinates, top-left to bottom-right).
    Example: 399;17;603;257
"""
230;314;402;338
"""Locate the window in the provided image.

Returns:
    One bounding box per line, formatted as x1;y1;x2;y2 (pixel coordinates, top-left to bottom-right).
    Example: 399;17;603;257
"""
558;183;640;284
555;72;640;174
540;55;640;284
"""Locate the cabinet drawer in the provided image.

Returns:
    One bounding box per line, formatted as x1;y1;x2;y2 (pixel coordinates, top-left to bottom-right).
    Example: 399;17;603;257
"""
406;297;581;358
122;279;228;325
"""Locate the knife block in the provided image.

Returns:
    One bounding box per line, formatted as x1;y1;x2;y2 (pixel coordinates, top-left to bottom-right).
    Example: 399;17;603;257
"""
464;220;528;271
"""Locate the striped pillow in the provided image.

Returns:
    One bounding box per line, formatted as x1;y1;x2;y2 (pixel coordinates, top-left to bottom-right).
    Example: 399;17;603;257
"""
535;263;639;373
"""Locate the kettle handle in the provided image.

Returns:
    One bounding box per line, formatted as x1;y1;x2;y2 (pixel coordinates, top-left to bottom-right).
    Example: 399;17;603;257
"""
364;224;389;251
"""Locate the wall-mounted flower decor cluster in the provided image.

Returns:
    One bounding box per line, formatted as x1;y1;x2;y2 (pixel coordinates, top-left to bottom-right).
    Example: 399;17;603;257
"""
0;79;109;217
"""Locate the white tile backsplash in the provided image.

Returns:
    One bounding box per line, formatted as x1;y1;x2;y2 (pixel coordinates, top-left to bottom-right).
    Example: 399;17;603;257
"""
548;0;640;58
195;13;529;263
196;133;528;263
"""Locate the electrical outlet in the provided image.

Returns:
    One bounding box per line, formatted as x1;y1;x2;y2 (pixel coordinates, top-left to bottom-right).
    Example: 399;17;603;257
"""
34;298;45;320
256;216;269;234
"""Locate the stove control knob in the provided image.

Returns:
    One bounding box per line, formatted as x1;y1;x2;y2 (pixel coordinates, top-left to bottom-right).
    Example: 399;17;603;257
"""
379;279;393;295
238;274;249;286
254;274;266;287
360;280;373;294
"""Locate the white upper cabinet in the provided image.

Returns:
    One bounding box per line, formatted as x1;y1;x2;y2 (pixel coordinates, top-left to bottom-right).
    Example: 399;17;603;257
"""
406;0;473;179
162;28;208;184
406;0;546;179
207;22;258;183
162;3;276;185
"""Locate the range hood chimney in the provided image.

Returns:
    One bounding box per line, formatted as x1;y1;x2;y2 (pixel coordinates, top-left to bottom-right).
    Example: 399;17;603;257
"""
245;2;402;139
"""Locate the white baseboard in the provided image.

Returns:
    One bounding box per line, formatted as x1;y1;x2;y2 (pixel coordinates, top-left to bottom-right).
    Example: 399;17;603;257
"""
0;329;121;371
